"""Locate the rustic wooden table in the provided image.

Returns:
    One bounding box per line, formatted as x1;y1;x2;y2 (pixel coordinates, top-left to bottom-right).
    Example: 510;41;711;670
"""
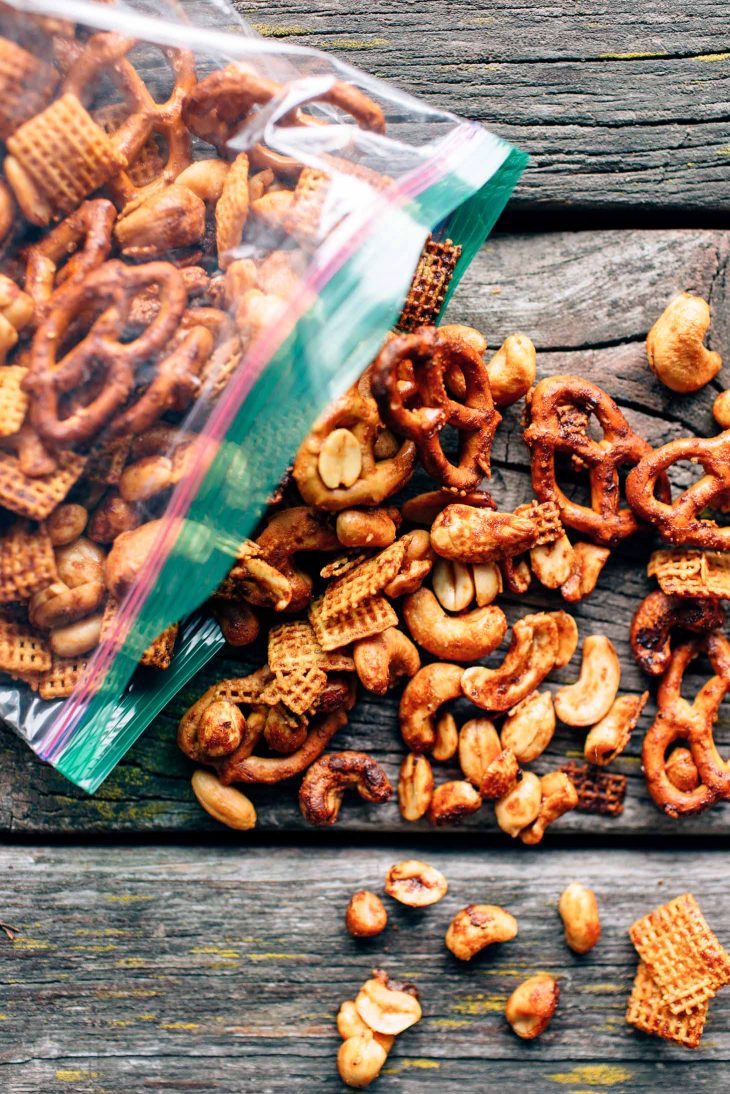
2;3;730;1092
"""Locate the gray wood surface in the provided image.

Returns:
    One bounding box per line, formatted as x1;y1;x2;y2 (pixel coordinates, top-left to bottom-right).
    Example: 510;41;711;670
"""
1;844;729;1093
2;228;729;835
232;0;730;218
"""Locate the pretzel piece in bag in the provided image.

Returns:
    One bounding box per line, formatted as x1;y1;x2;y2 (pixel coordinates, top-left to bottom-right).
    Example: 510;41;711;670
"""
24;260;188;446
524;375;661;546
626;431;730;550
372;326;501;492
643;633;730;817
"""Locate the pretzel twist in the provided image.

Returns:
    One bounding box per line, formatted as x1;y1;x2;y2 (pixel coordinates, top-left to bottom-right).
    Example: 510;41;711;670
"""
372;327;501;492
643;633;730;816
524;375;663;546
25;198;116;323
182;63;385;174
24;259;188;446
63;31;196;207
626;431;730;549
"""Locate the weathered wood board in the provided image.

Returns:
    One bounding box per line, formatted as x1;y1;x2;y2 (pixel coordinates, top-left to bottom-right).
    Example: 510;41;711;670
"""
2;228;729;835
1;844;729;1092
232;0;730;218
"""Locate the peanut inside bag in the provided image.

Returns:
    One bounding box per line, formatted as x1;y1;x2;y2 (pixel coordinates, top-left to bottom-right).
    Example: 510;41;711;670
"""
0;0;526;791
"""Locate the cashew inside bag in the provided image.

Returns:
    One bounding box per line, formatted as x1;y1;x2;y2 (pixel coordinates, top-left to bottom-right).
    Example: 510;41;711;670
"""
0;0;526;792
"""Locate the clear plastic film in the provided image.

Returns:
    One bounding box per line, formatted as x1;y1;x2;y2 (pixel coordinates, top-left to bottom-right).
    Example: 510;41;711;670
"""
0;0;526;791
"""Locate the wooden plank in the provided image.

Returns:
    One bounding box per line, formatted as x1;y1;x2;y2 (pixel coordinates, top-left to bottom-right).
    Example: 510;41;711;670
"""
2;228;729;834
1;843;729;1091
228;0;730;217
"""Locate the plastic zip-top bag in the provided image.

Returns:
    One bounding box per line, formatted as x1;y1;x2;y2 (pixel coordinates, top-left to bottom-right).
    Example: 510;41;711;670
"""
0;0;526;791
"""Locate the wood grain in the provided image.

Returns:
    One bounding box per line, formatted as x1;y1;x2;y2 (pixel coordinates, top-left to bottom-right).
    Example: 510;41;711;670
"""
1;843;729;1092
229;0;730;218
2;228;729;835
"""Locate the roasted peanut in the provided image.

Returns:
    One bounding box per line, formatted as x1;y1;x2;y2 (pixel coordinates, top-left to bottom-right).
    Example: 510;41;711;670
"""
713;389;730;430
385;860;448;907
49;612;103;657
119;455;175;503
397;753;434;821
115;184;206;258
472;561;502;605
431;558;474;612
519;771;578;845
29;579;105;630
106;519;163;599
584;691;648;766
191;769;256;831
458;717;501;786
88;491;140;544
554;635;620;726
501;691;555;763
432;711;458;762
530;534;574;589
666;746;700;792
46;503;87;546
336;507;397;548
494;771;542;838
558;882;601;954
560;541;610;602
198;699;245;758
646;292;721;393
428;780;482;826
318;427;362;489
383;529;433;598
54;536;105;588
346;891;388;938
445;904;518;961
355;970;422;1035
505;974;559;1039
337;1034;387;1089
336;1000;394;1052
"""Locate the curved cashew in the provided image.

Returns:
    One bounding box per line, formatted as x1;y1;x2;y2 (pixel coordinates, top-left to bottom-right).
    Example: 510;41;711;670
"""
383;530;434;597
505;974;559;1040
431;500;562;563
401;488;496;526
220;709;347;785
428;780;482;826
49;612;103;657
554;635;620;726
299;750;392;826
500;554;531;594
494;771;542;838
256;507;339;612
560;541;610;602
353;627;420;695
530;534;574;589
550;610;579;669
399;662;464;753
630;590;725;677
397;753;434;821
445;904;518;961
519;771;578;845
584;691;649;766
486;333;536;408
501;691;555;763
29;579;105;630
115;184;205;259
646;292;721;393
336;507;398;548
106;519;163;599
191;769;256;831
403;588;507;662
461;614;559;712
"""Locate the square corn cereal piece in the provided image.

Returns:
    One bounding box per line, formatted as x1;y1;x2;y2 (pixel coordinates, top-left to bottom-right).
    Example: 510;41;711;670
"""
283;167;331;248
0;448;86;520
397;236;462;332
310;593;397;651
214;671;277;707
140;623;178;671
320;552;371;580
514;499;563;546
560;761;627;816
7;93;127;221
0;365;29;437
0;519;57;603
268;620;322;672
272;666;328;716
0;617;51;675
648;549;730;599
84;434;132;485
37;652;88;700
317;540;406;625
630;893;730;1014
626;961;707;1049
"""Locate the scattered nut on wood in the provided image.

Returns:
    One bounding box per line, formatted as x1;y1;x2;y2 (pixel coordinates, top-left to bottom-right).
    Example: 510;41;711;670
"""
558;882;601;954
445;903;518;961
345;890;388;938
385;859;448;907
505;973;560;1039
